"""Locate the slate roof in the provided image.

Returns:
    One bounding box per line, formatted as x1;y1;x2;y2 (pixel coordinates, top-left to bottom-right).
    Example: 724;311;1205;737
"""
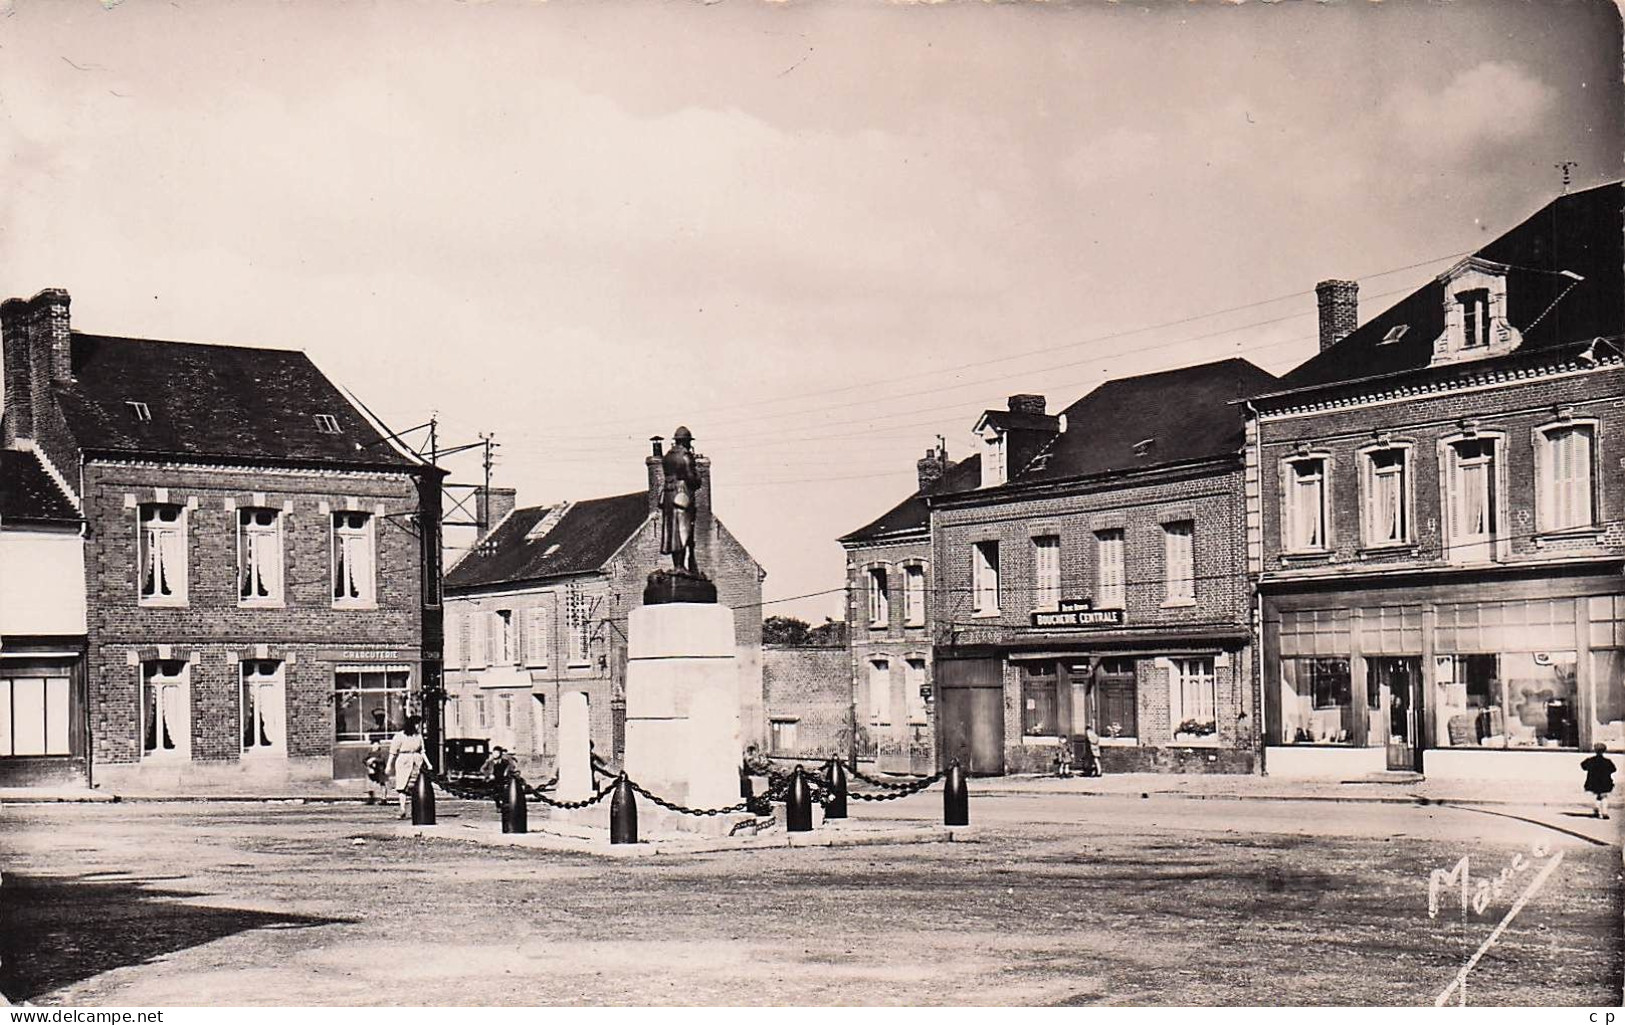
53;333;421;469
443;490;652;591
1269;181;1623;395
0;449;79;525
1008;358;1279;486
838;455;981;545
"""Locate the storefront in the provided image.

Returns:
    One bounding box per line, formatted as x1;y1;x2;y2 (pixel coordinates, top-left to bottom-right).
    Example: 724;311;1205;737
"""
328;652;420;779
1263;571;1623;780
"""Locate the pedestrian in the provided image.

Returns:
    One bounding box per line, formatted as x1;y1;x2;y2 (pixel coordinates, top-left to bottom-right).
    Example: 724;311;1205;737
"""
1581;743;1616;819
1053;736;1073;778
385;714;434;819
480;745;520;808
363;739;388;804
1080;724;1104;778
740;743;773;798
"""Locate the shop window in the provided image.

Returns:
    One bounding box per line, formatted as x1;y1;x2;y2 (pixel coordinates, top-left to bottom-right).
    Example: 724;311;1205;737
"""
333;665;410;743
972;541;1000;615
1169;658;1217;742
1280;658;1353;744
1361;447;1410;547
1092;660;1138;739
238;508;284;605
138;503;187;605
0;676;71;757
1436;653;1579;749
1536;423;1597;532
1592;649;1624;749
1283;457;1329;552
1095;530;1125;609
868;659;891;726
867;567;890;627
903;565;926;627
332;511;376;606
1032;535;1061;611
1022;662;1059;737
141;660;190;759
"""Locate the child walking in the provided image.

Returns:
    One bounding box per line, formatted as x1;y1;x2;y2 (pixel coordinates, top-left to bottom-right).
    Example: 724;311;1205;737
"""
1581;743;1616;819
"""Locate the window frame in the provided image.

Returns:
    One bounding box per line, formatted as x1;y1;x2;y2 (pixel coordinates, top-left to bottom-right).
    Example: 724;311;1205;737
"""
904;655;929;724
1031;534;1062;612
902;563;926;627
331;510;378;608
1533;418;1600;535
1357;442;1414;550
137;502;189;607
140;659;191;760
1440;431;1506;563
1168;656;1218;743
239;658;286;755
1095;528;1125;610
237;507;286;607
1280;454;1331;555
523;605;551;669
971;540;1001;617
332;664;410;743
0;675;72;757
867;658;891;726
1162;520;1196;607
1457;288;1491;349
867;565;891;628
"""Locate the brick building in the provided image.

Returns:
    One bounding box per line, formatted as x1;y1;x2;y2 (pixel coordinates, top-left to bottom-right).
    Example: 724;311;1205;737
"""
1248;183;1624;780
929;364;1278;776
0;288;444;791
838;443;978;774
441;441;765;775
0;447;86;785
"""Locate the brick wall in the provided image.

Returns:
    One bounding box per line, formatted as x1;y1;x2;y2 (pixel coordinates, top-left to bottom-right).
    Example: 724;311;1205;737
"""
83;461;426;773
845;534;938;772
762;645;850;761
1257;366;1625;574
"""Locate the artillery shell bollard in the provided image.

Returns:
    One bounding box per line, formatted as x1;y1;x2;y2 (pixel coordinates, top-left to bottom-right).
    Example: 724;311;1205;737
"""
823;759;848;820
609;774;638;844
502;775;528;835
411;768;436;826
944;759;968;827
786;765;814;832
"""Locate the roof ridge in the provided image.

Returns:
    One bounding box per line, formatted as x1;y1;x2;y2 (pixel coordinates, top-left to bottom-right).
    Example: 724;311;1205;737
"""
73;331;307;357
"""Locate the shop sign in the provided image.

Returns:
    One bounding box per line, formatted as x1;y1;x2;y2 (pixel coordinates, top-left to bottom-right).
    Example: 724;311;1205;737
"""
1031;598;1125;628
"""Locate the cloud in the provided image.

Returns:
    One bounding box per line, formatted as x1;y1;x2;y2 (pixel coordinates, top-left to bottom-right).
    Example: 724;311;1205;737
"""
1389;60;1557;159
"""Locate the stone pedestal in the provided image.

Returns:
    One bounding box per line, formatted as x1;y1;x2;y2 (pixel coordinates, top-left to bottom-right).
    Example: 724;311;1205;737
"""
556;689;592;802
624;601;746;834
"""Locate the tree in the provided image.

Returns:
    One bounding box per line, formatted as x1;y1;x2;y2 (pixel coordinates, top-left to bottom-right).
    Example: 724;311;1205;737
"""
807;617;848;647
762;615;813;646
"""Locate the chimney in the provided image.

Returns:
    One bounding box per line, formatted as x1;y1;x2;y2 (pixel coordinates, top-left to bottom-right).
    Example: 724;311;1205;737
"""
1007;393;1047;416
1;298;35;444
916;440;955;494
1315;280;1358;351
646;437;665;516
475;486;517;540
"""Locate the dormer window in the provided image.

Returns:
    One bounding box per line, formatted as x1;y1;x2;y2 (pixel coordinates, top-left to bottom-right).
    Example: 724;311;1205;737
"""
127;401;152;422
1380;325;1410;346
314;414;341;434
1458;289;1490;348
981;428;1007;488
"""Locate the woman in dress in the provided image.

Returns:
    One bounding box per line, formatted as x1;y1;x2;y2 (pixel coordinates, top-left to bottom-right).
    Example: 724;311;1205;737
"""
385;714;434;819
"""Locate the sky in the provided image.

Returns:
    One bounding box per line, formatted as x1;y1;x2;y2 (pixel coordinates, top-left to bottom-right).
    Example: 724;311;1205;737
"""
1;0;1620;622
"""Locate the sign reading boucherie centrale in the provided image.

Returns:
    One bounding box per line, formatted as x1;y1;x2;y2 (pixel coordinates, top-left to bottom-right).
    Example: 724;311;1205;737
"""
1030;599;1125;628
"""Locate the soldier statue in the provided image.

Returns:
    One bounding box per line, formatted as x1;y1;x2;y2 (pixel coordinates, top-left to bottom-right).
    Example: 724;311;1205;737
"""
659;426;702;574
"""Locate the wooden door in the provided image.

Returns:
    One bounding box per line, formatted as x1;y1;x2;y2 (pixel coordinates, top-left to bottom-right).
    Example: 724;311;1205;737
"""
936;658;1004;776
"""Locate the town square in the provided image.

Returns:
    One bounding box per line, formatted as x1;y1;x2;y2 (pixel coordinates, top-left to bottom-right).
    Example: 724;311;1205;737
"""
0;0;1621;1011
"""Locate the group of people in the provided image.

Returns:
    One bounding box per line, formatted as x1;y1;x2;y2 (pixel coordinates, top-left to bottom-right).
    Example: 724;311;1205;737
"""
363;714;434;818
1053;727;1104;778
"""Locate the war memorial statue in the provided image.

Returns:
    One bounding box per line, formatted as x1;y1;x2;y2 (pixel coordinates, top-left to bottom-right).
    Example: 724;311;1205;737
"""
646;426;718;604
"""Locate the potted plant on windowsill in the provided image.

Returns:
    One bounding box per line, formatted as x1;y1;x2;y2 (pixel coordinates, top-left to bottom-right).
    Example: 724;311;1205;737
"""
1174;719;1217;743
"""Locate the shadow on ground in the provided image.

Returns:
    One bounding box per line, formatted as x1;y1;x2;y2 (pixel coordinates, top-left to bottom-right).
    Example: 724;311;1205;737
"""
0;872;352;1001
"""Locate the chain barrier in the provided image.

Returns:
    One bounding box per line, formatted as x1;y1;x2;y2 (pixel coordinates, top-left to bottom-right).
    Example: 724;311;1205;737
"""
847;764;926;791
624;778;754;818
523;779;614;810
844;770;946;802
428;771;498;802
